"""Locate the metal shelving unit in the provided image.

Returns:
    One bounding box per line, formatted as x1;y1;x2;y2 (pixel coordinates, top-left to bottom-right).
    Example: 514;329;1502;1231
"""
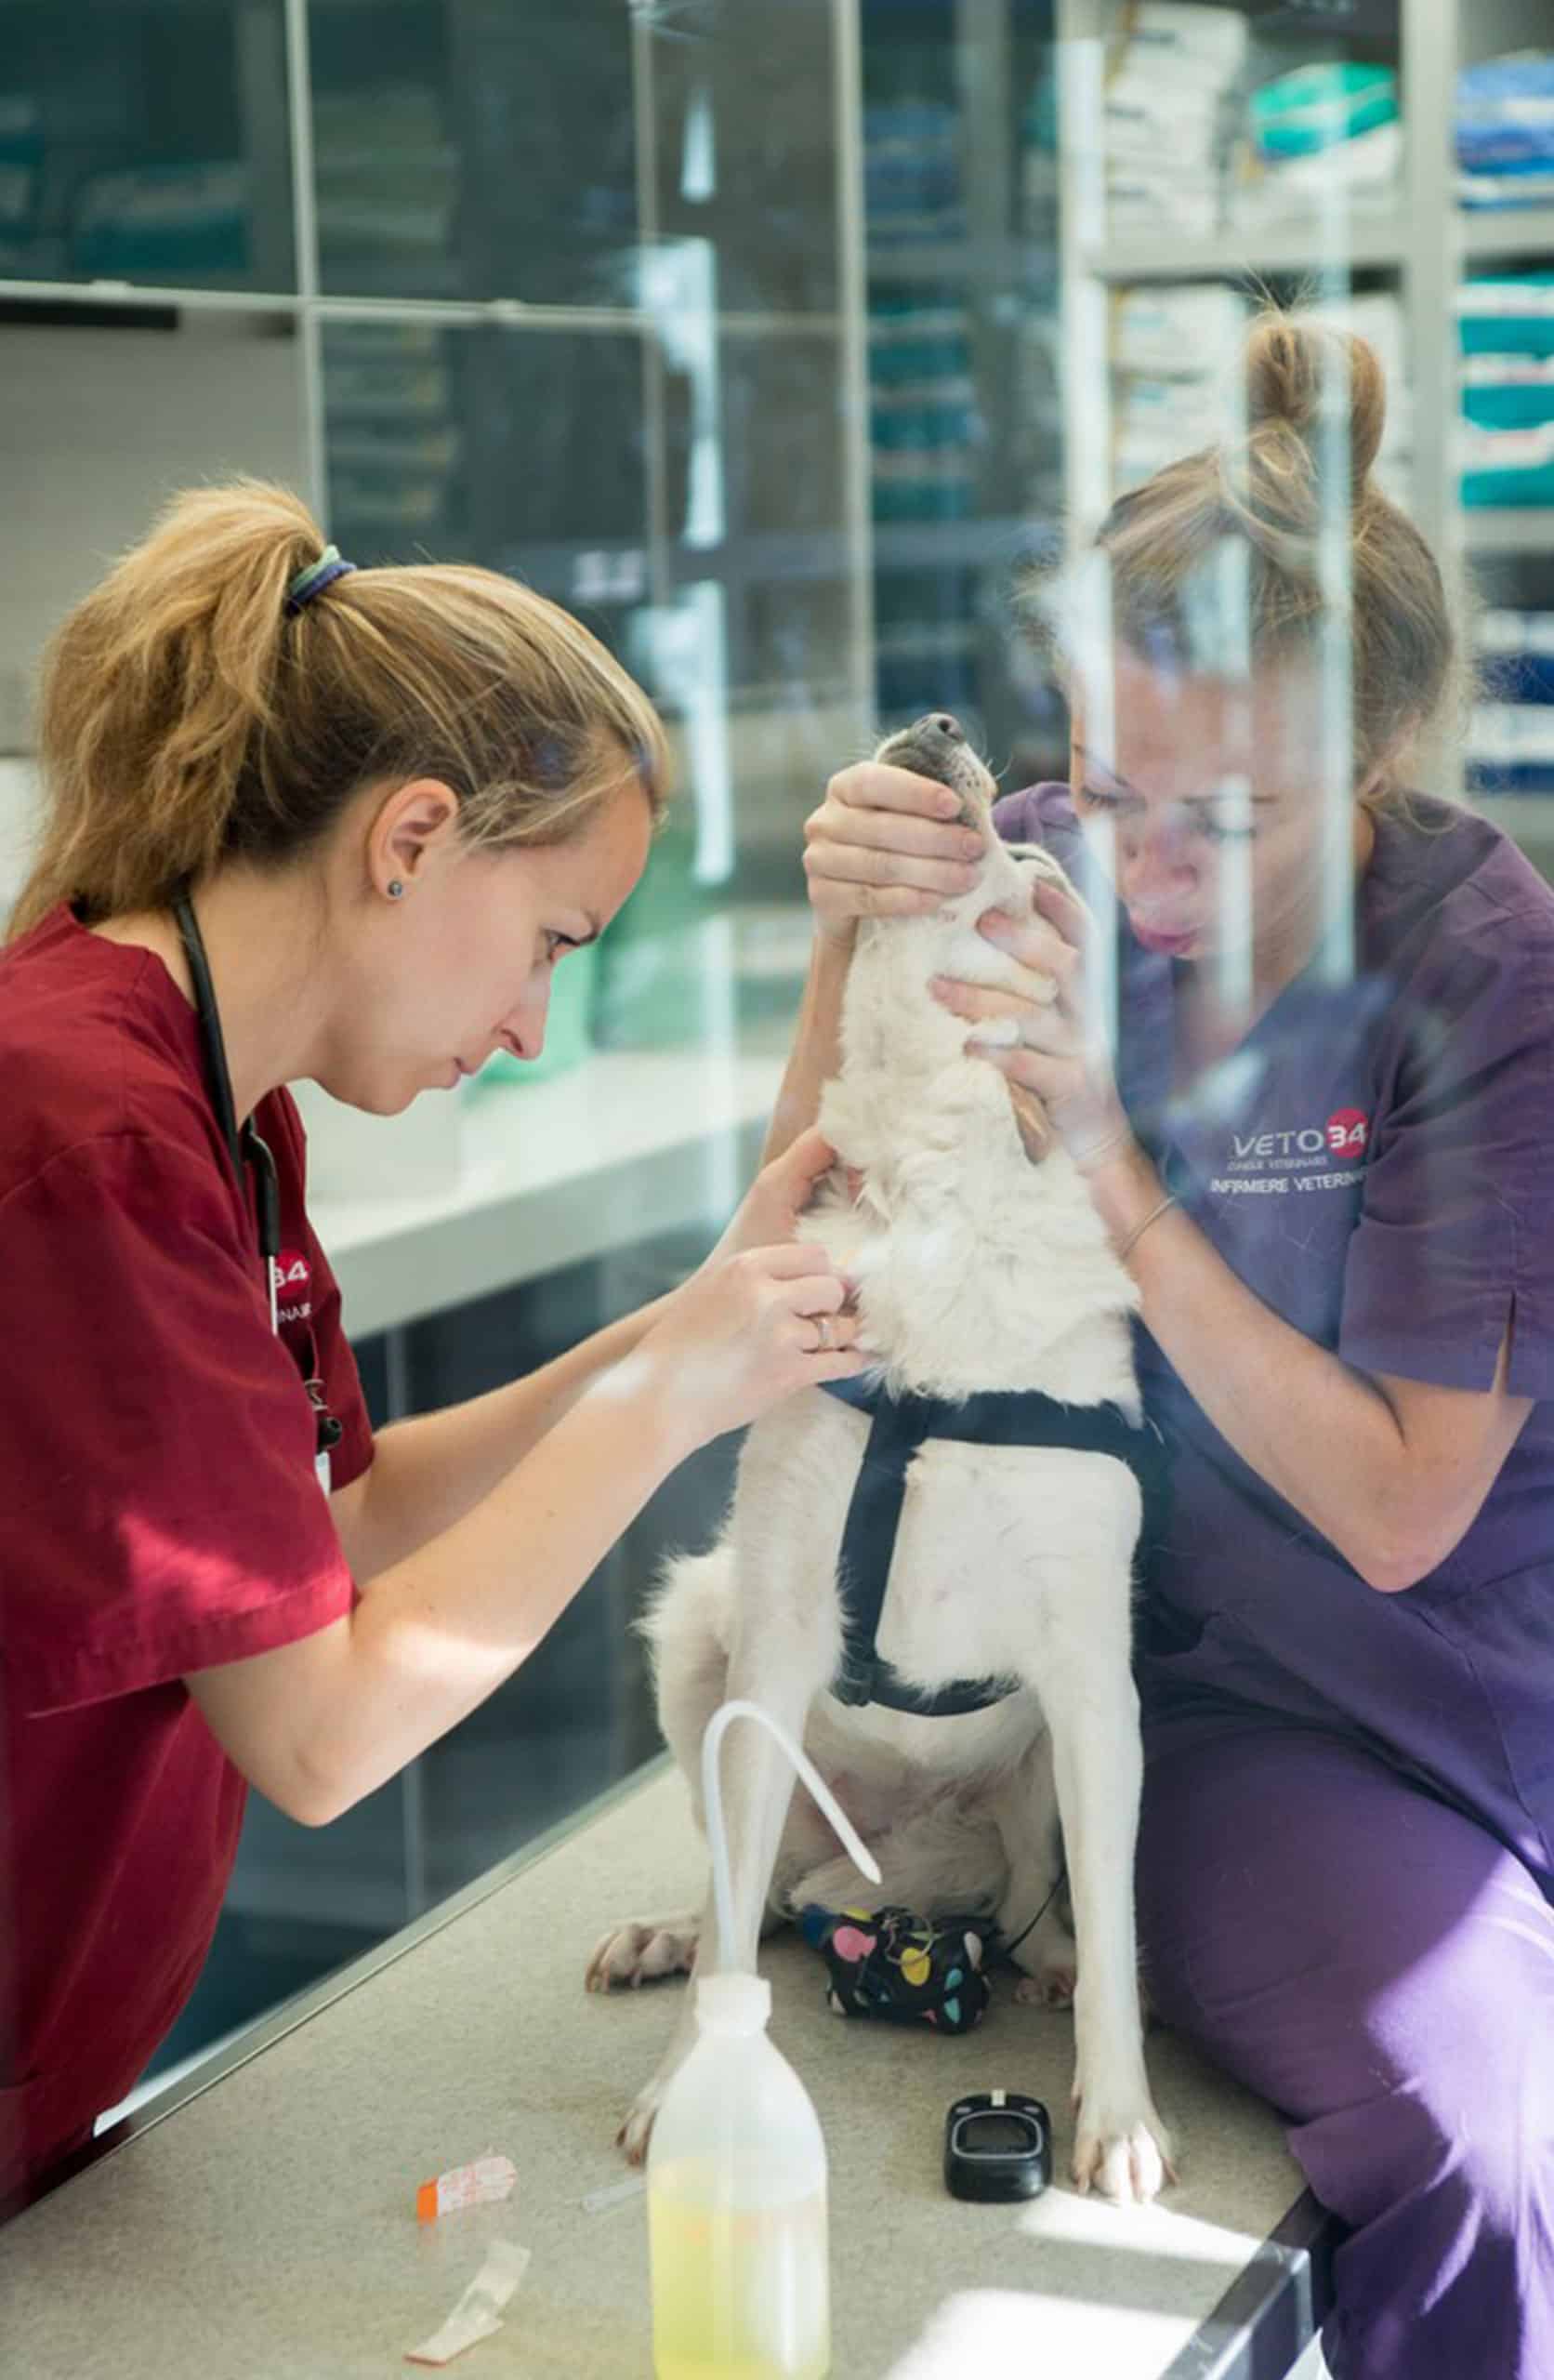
1467;510;1554;557
1080;213;1406;283
1074;199;1554;287
1055;0;1554;861
1462;205;1554;260
0;0;877;794
859;0;1067;773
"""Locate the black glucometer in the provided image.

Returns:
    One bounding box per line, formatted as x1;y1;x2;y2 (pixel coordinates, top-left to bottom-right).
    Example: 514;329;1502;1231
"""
944;2090;1053;2202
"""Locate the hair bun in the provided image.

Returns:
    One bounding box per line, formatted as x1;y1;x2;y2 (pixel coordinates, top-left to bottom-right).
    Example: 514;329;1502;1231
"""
1244;312;1386;492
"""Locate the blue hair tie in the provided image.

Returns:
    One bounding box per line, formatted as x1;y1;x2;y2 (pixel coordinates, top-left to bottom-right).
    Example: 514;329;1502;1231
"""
284;545;357;616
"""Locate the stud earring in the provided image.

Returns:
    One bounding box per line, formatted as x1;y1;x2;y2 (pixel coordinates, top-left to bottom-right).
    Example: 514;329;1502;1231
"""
387;879;405;900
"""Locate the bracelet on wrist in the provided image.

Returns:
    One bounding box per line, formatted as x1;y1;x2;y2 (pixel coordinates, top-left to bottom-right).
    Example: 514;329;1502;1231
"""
1116;1193;1179;1263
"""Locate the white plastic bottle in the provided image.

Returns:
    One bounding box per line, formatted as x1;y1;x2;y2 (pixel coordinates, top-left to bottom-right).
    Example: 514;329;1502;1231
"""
647;1700;879;2380
648;1969;830;2379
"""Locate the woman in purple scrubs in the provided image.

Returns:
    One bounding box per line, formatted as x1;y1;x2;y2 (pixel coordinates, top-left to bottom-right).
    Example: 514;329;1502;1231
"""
771;314;1554;2378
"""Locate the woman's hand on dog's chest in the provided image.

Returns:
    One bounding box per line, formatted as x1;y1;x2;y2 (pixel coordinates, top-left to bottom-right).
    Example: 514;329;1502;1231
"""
638;1238;865;1448
707;1127;849;1266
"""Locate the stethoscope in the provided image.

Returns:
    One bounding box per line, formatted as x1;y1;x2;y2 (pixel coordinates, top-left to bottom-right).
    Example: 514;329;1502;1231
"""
173;889;342;1469
174;890;282;1329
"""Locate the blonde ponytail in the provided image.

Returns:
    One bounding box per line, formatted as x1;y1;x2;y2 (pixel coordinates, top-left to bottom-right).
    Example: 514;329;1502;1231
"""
12;480;668;939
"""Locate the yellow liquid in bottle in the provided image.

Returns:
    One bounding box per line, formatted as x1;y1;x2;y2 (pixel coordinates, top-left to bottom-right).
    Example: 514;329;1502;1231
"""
649;2166;830;2380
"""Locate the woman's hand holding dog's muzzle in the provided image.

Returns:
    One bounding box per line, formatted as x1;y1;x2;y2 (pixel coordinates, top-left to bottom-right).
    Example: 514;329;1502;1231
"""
803;761;986;948
932;880;1139;1180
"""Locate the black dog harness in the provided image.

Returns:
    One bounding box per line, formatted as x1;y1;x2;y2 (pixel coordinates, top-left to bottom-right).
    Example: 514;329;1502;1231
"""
820;1373;1166;1718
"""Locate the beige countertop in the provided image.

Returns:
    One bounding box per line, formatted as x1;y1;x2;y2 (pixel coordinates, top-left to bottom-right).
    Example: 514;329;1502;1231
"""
0;1765;1327;2378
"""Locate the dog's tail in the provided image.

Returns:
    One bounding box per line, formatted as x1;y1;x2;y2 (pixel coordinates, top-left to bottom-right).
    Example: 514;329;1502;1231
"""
639;1543;737;1815
637;1541;735;1660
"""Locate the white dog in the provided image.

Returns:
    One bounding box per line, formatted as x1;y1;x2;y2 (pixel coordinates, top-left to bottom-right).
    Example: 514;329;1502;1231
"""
588;714;1172;2202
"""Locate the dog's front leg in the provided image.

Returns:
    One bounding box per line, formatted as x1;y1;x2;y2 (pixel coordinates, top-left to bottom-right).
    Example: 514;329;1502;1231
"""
1042;1648;1174;2204
986;1729;1076;2008
616;1648;825;2163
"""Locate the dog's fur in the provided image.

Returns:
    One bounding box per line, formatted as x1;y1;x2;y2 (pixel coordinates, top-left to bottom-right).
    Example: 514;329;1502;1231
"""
588;717;1172;2202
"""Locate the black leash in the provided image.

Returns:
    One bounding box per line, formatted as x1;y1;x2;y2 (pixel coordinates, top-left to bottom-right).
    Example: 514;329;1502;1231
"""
998;1861;1068;1963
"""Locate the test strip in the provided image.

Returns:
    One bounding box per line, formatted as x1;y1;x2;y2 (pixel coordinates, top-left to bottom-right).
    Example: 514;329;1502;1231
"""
415;2153;518;2224
581;2174;646;2215
405;2239;531;2367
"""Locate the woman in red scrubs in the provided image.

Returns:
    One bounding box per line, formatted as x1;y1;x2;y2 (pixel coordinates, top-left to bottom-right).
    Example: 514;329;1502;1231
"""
0;482;863;2204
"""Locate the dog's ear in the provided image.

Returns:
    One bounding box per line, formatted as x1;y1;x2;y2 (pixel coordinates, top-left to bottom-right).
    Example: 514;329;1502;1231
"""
999;843;1073;1163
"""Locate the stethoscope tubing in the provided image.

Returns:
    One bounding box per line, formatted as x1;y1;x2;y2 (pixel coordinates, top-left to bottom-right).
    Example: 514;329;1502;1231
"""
173;888;282;1332
170;889;343;1460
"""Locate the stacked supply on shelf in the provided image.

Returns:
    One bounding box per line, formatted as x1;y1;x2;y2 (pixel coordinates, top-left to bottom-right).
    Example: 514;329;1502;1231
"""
323;324;463;549
0;98;48;275
867;292;979;522
1457;274;1554;508
873;579;978;723
0;95;252;283
1009;63;1065;519
863;100;965;248
1102;3;1248;245
311;86;459;295
867;279;981;714
1100;23;1407;239
1457;51;1554;212
1237;60;1400;224
1021;55;1060;244
1111;283;1246;493
1470;612;1554;795
1110;285;1411;505
70;162;250;281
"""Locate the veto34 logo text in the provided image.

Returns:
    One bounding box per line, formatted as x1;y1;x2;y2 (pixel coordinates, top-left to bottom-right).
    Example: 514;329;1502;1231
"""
1211;1108;1369;1197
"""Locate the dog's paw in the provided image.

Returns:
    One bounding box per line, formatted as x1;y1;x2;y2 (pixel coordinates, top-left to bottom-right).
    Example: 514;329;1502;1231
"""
616;2082;665;2166
1014;1963;1076;2011
586;1915;699;1993
1070;2104;1176;2205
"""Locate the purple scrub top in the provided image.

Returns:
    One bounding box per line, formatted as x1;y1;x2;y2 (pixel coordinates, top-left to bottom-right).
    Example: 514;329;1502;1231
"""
994;782;1554;1883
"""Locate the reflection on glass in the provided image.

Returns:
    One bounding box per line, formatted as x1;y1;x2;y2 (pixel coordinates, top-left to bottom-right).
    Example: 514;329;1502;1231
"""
647;0;840;316
0;0;295;288
639;579;731;886
1031;39;1554;2374
323;320;649;572
862;0;1063;773
639;237;722;552
606;314;862;1058
308;0;636;303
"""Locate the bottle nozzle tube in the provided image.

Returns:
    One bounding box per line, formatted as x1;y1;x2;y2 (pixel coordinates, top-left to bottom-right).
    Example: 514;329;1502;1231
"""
701;1699;881;1974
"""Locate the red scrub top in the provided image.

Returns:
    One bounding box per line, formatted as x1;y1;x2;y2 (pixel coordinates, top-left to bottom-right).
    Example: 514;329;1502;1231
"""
0;904;375;2203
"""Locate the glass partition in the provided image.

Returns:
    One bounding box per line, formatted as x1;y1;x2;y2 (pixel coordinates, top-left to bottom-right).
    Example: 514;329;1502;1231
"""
5;0;1553;2181
0;0;296;290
